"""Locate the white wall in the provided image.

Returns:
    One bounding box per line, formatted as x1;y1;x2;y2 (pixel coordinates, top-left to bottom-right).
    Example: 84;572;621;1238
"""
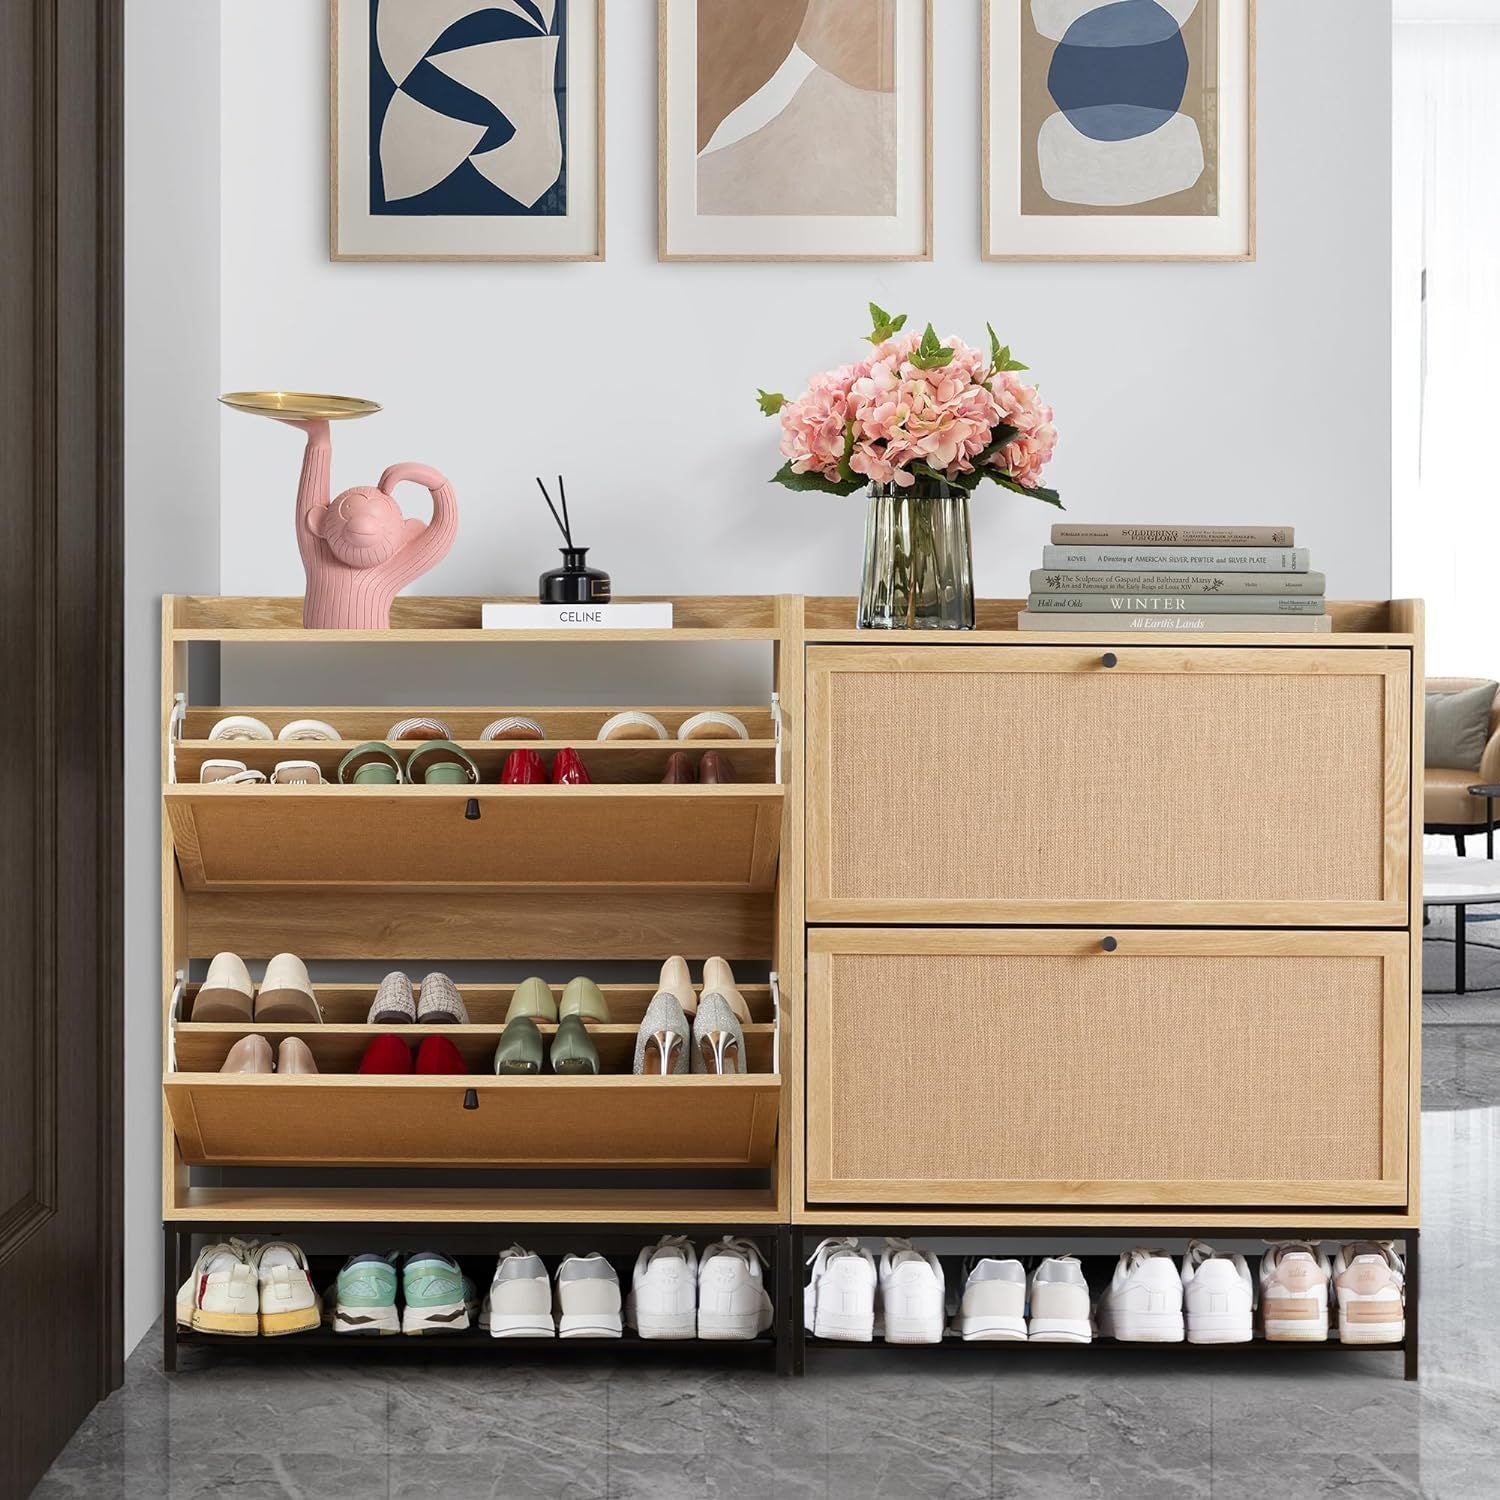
219;0;1394;604
124;0;220;1355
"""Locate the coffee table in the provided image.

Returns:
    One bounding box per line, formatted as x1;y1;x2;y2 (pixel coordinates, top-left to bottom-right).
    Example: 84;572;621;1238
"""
1423;854;1500;994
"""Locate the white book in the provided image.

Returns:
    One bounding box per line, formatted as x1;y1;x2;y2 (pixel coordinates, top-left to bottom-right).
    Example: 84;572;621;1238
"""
1017;610;1333;634
1041;546;1311;572
481;602;674;630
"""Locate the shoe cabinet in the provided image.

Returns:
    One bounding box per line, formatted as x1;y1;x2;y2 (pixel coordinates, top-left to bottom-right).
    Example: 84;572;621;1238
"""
159;595;803;1370
792;598;1425;1379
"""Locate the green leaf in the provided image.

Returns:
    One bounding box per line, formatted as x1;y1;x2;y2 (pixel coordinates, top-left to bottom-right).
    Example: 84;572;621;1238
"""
756;389;786;416
908;323;956;370
866;302;908;345
987;322;1004;370
981;471;1064;508
771;461;865;497
971;425;1021;469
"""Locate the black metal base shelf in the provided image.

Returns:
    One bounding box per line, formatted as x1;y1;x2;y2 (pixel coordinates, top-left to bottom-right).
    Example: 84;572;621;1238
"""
791;1224;1420;1381
176;1327;777;1358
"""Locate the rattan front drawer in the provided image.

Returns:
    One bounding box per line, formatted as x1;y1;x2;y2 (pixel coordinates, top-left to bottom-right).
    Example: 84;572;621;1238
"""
806;928;1409;1208
805;645;1411;926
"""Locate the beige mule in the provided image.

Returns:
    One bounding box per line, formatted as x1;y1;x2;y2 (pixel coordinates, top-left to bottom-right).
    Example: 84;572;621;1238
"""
195;952;255;1021
255;953;321;1023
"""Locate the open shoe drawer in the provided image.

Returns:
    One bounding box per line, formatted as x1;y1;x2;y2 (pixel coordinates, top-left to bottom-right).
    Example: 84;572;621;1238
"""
163;785;784;892
163;1074;781;1169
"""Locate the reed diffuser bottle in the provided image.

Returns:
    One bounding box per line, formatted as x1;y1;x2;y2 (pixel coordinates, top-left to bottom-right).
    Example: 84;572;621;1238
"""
535;476;611;604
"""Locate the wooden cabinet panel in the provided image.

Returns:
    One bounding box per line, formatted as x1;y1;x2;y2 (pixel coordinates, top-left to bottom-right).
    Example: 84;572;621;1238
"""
806;646;1411;926
164;1075;780;1170
806;929;1409;1208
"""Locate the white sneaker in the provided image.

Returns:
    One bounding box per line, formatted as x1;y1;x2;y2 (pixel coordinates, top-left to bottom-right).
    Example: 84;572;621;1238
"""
1332;1241;1406;1344
251;1241;321;1337
803;1237;877;1342
878;1238;945;1344
175;1240;259;1336
954;1258;1026;1341
1181;1241;1253;1345
1259;1242;1332;1342
698;1237;773;1340
485;1245;554;1338
554;1253;622;1339
1097;1249;1184;1343
1027;1256;1093;1343
626;1236;698;1340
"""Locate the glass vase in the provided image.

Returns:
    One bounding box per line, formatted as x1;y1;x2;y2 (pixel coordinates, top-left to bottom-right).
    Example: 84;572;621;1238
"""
856;480;975;630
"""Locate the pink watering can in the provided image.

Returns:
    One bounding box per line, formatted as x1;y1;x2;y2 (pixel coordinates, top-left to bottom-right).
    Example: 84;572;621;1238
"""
220;391;458;630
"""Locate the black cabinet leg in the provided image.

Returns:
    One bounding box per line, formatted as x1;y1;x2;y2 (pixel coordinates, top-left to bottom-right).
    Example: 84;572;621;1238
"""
163;1224;178;1374
1457;912;1468;995
1405;1231;1420;1383
774;1227;793;1377
791;1225;806;1377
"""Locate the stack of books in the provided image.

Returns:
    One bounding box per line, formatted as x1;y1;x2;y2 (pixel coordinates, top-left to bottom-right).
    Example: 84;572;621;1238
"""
1018;524;1329;634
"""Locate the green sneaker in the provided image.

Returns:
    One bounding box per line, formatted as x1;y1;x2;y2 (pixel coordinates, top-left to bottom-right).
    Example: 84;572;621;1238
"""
402;1252;477;1335
330;1253;400;1336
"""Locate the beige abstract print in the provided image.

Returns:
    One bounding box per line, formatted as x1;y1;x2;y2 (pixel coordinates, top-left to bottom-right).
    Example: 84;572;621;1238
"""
695;0;897;217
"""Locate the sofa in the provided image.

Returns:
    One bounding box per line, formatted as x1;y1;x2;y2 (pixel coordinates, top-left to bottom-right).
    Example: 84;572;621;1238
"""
1425;677;1500;852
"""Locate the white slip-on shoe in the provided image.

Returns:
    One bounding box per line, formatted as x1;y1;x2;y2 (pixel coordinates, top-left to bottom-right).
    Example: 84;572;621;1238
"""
626;1236;698;1340
176;1240;260;1336
252;1241;322;1336
1259;1242;1332;1342
1181;1241;1254;1345
954;1258;1026;1341
878;1238;945;1344
1028;1256;1093;1342
485;1246;554;1338
256;952;321;1023
277;718;340;743
555;1253;623;1338
1097;1249;1185;1343
208;714;274;743
697;1237;773;1341
194;952;255;1022
198;759;267;786
1333;1241;1406;1344
803;1237;877;1343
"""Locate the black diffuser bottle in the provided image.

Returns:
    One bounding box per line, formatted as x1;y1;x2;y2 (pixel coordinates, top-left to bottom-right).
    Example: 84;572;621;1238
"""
541;547;611;605
535;476;612;604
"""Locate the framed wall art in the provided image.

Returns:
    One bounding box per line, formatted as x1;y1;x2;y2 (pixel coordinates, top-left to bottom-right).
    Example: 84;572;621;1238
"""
983;0;1255;261
331;0;603;261
658;0;932;262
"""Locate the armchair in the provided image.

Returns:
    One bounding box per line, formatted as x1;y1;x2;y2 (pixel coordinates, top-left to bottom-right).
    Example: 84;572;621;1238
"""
1425;677;1500;853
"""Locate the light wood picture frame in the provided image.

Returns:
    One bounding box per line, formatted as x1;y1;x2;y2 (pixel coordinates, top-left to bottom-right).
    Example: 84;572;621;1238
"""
658;0;933;263
982;0;1256;262
331;0;605;262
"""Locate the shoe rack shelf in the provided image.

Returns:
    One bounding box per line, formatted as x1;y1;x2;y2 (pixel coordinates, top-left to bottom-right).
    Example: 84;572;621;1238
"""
159;595;803;1373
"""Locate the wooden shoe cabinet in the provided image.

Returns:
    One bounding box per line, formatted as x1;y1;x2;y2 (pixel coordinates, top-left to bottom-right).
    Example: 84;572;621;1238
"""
159;595;801;1370
161;595;1424;1377
791;597;1425;1379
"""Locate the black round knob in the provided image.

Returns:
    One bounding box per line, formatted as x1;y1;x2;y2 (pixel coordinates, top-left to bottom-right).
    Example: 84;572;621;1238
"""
1102;653;1119;669
463;1088;479;1110
1100;936;1119;953
464;798;481;821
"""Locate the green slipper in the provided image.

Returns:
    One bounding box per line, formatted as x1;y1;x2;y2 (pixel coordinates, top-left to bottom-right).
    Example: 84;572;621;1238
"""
338;742;402;785
550;1014;600;1075
559;976;611;1025
405;740;479;786
494;1015;543;1075
506;976;558;1024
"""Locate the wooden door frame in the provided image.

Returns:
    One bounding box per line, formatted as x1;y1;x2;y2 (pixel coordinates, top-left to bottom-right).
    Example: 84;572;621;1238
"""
3;0;124;1481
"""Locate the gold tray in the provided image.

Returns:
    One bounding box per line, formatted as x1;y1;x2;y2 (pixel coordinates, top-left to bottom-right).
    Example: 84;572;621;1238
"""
219;391;382;421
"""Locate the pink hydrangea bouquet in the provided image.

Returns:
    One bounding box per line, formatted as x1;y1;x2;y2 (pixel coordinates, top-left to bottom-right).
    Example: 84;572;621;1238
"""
758;304;1060;506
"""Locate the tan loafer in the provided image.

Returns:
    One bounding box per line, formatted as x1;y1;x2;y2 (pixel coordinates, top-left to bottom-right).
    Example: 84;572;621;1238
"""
560;977;611;1025
220;1034;273;1074
255;953;321;1023
702;957;751;1025
276;1038;319;1075
658;955;697;1018
195;952;255;1021
506;977;558;1023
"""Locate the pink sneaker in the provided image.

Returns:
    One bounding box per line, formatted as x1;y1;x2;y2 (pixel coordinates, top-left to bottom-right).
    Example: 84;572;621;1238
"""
1259;1242;1332;1341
